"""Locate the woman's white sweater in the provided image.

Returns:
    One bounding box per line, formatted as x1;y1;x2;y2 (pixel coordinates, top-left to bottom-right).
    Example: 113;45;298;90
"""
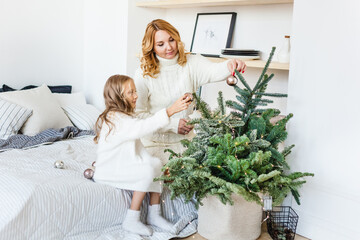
93;109;170;193
134;54;229;163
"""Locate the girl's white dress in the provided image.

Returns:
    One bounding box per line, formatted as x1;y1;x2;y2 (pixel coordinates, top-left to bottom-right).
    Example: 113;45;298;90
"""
93;109;169;193
134;54;230;164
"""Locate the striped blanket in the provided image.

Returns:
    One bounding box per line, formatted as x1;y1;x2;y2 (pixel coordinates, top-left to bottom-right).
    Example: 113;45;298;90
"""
0;136;197;240
0;126;93;152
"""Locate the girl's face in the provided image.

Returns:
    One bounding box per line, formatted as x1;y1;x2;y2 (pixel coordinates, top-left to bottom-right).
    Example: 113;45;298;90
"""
123;80;138;109
153;30;178;59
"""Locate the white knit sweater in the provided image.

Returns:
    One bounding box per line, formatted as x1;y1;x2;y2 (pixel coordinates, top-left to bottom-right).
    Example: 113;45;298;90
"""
134;54;230;163
93;109;169;193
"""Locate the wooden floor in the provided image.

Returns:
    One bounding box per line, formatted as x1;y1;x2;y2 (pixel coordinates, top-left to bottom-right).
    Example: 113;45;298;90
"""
177;223;309;240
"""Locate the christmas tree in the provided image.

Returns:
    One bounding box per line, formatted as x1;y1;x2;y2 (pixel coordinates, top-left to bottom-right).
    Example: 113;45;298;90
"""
155;47;314;207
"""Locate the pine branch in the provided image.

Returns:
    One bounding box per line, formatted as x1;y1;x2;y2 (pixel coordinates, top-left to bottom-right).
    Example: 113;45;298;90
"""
226;100;245;112
217;91;226;115
253;47;276;92
234;85;251;97
254;92;288;98
236;95;249;105
255;73;275;93
234;70;252;92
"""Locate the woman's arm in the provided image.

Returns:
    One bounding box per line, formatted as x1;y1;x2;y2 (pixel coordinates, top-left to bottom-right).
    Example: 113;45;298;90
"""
189;54;246;90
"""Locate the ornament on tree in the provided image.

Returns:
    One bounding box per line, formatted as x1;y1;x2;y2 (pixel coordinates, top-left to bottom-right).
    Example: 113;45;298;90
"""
54;160;65;169
226;72;238;86
184;92;193;102
84;167;95;179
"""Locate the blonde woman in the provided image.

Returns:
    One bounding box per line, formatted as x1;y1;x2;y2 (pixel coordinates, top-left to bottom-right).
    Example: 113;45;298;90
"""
93;75;191;236
134;19;246;164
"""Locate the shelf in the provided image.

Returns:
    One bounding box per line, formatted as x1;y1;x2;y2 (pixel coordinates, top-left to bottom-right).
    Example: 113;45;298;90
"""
136;0;294;8
207;57;289;70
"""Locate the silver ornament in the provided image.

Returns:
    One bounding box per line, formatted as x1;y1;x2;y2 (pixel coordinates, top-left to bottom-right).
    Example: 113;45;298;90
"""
184;92;193;102
54;160;65;169
226;75;238;86
84;167;95;179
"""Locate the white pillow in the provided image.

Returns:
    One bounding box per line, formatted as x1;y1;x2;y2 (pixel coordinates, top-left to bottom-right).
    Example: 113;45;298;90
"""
0;84;73;136
53;92;87;107
0;99;33;139
62;104;100;130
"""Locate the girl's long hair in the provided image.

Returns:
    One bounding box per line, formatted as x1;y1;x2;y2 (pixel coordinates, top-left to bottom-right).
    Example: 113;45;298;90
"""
94;75;134;144
140;19;188;78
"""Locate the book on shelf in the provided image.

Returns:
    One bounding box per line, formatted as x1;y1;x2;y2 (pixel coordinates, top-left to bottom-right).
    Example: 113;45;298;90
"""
220;48;260;60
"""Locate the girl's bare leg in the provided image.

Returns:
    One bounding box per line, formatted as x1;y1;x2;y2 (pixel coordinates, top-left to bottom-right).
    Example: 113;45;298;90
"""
149;192;160;205
130;191;147;210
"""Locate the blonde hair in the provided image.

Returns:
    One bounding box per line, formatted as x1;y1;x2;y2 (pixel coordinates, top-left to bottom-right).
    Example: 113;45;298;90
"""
94;75;134;144
140;19;188;78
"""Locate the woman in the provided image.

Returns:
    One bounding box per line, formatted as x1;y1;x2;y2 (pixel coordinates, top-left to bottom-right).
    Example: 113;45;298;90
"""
134;19;246;164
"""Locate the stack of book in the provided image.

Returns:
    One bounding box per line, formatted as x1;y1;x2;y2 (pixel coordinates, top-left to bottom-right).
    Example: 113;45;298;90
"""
220;49;260;60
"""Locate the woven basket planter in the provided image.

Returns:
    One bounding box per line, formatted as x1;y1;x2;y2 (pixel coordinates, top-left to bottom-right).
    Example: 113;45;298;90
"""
198;194;263;240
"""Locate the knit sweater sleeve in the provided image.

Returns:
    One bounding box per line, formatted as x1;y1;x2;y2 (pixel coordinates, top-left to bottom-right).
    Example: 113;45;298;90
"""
112;109;170;143
134;68;180;134
188;54;231;90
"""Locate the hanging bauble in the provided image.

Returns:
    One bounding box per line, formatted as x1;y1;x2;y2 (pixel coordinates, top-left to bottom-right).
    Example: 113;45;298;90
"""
227;72;238;86
84;167;95;179
54;160;65;169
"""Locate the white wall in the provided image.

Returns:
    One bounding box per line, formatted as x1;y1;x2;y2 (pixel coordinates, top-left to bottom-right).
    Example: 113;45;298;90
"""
126;1;165;77
287;0;360;239
0;0;131;109
0;0;84;91
83;0;129;109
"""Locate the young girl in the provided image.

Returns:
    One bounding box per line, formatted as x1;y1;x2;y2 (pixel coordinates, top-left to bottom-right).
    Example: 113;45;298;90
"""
93;74;191;236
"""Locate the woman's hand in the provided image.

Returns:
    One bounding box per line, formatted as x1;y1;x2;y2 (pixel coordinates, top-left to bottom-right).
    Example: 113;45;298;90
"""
227;59;247;74
178;118;194;135
166;94;192;117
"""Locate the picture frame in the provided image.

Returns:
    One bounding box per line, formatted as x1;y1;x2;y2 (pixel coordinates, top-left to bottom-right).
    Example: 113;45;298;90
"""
190;12;237;58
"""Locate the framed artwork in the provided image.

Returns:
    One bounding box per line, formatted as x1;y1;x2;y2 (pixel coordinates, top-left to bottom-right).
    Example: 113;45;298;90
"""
190;12;237;58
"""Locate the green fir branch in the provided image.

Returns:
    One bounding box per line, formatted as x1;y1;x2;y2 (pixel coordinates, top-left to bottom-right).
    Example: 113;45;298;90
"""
253;47;276;92
217;91;226;115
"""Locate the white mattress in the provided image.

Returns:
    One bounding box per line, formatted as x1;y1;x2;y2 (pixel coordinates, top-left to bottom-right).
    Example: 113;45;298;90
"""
0;136;197;240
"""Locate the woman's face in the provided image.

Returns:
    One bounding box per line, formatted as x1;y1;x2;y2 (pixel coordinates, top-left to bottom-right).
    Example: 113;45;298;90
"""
153;30;178;59
123;80;138;109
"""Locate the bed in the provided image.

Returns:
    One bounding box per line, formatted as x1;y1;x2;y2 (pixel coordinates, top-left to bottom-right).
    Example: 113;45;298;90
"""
0;85;198;240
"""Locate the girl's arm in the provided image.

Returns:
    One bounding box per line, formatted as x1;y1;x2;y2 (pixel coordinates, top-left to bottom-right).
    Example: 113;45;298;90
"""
116;109;170;142
114;95;190;142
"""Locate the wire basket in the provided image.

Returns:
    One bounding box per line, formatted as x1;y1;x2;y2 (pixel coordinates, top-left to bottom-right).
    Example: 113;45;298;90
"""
267;206;299;240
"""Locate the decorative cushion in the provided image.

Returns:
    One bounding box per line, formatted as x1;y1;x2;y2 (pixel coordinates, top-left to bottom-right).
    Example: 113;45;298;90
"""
53;92;87;107
2;84;72;93
62;104;100;131
0;99;33;139
0;84;73;136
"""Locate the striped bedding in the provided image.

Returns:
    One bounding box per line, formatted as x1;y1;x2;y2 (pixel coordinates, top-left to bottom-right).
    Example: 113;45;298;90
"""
0;136;197;240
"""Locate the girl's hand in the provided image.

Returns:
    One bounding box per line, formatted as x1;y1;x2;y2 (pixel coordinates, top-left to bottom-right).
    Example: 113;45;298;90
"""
166;94;192;117
227;59;247;74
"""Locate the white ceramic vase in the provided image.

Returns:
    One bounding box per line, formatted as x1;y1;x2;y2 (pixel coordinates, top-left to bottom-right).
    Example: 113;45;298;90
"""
278;35;291;63
198;194;263;240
